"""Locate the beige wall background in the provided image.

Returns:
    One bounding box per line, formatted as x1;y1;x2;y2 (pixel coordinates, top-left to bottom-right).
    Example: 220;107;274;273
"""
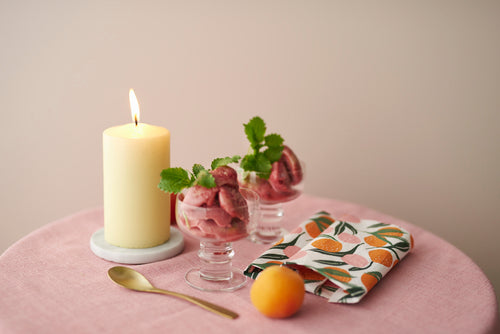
1;1;499;305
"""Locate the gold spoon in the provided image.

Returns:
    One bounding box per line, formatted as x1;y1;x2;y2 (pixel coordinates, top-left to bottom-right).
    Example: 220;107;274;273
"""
107;266;238;319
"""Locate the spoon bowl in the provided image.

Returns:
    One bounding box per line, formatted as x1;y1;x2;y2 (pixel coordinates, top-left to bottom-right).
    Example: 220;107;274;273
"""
108;266;155;291
108;266;238;319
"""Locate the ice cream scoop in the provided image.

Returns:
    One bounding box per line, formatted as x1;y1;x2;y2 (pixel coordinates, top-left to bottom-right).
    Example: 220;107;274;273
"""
280;145;303;185
211;166;238;188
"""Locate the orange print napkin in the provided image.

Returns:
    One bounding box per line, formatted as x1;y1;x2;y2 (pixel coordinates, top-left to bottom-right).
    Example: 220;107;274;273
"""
244;211;414;303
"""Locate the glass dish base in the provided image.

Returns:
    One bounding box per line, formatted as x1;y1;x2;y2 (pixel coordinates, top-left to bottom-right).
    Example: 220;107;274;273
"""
185;268;247;292
248;227;288;244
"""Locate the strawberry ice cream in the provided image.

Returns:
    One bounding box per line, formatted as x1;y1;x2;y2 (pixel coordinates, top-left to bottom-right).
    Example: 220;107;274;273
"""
239;145;303;204
176;166;250;241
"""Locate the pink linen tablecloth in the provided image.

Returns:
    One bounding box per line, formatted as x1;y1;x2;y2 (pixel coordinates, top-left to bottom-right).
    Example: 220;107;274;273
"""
0;194;498;334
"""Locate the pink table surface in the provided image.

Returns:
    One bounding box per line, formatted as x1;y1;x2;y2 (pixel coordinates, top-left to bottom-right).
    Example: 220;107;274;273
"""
0;194;498;334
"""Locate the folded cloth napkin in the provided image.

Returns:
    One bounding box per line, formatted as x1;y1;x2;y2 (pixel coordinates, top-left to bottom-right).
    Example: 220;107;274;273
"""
244;211;414;303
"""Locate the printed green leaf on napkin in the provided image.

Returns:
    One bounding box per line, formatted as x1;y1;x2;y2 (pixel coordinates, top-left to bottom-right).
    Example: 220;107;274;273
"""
244;211;414;304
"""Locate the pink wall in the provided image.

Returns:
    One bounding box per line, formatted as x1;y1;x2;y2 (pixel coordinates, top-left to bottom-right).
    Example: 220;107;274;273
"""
1;1;499;304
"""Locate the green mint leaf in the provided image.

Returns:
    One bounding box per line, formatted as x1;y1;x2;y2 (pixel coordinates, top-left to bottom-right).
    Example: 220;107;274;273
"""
240;116;287;179
254;153;273;175
244;116;266;150
264;133;284;163
158;168;193;194
241;153;272;179
194;169;217;188
264;146;283;163
211;155;241;170
192;164;205;177
264;133;284;149
240;155;256;172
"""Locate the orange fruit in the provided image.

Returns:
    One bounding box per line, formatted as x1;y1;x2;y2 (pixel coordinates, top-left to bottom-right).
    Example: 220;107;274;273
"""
311;238;342;253
250;266;305;318
364;235;387;247
377;227;403;237
368;249;393;267
361;273;378;291
305;222;325;238
322;267;352;283
305;216;334;238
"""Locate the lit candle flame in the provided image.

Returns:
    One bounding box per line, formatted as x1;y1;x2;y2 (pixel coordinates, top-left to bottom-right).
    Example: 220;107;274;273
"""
129;89;140;126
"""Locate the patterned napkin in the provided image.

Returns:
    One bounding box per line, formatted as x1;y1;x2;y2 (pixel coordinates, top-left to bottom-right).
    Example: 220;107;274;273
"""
244;211;414;303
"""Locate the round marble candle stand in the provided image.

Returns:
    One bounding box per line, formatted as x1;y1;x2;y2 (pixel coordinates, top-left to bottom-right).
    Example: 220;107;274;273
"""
90;227;184;264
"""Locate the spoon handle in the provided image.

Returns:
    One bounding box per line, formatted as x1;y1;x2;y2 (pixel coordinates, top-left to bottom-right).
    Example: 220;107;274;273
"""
150;288;238;319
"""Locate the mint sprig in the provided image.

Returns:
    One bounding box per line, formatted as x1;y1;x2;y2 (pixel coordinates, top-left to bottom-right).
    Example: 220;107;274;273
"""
211;155;241;170
240;116;284;179
158;155;241;194
158;167;192;194
245;116;266;151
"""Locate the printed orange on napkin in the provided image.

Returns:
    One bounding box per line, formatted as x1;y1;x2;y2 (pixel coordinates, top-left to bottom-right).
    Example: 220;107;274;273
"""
244;211;414;303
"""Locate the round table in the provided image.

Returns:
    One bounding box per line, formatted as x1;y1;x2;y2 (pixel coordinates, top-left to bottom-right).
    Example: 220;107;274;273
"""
0;194;498;334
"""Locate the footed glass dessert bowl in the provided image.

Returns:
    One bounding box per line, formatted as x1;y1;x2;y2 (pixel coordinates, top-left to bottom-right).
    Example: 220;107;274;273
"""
176;167;260;292
238;146;305;244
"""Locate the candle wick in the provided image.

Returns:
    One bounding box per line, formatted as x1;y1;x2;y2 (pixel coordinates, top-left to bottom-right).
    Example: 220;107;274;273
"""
134;115;138;126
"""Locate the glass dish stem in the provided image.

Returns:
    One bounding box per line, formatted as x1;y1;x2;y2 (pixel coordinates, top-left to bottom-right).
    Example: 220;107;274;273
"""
248;203;287;244
198;241;234;281
185;241;247;292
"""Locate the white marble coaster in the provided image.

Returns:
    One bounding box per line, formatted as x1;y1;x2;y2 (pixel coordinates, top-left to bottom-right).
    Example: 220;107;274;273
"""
90;227;184;264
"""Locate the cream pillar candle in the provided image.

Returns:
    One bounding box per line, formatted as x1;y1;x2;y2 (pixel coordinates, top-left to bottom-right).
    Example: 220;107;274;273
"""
103;89;170;248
